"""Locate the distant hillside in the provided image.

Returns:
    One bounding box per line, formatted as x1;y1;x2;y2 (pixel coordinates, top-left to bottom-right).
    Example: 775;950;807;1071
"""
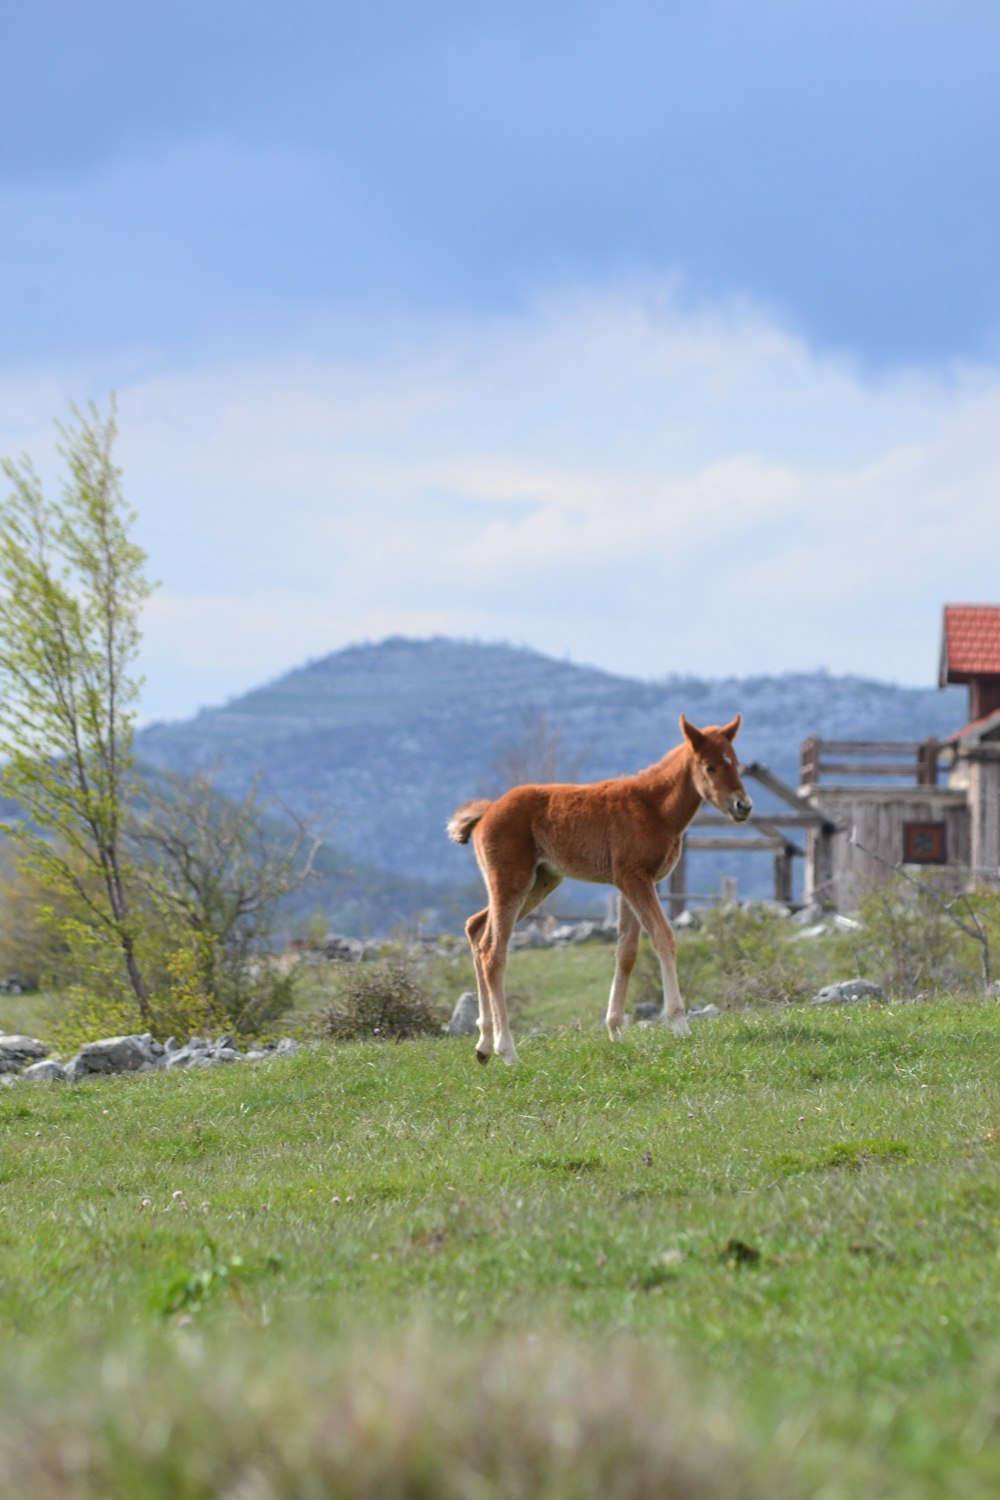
280;837;476;939
136;637;967;925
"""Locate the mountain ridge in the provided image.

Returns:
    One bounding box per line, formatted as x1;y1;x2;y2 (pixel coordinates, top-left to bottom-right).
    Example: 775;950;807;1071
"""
136;637;967;924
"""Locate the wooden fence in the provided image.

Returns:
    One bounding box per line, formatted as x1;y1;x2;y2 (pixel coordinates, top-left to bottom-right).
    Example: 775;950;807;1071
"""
800;737;940;787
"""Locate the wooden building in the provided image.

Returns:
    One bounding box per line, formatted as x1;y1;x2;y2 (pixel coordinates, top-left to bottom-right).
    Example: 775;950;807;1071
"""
798;603;1000;907
798;740;969;908
939;604;1000;883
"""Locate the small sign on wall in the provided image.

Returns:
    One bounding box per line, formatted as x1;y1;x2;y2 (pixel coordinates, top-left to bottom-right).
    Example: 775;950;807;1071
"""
902;821;947;865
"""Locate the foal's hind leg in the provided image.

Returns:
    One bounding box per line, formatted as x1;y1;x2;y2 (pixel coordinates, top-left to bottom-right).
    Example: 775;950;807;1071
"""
519;864;562;922
479;892;523;1066
465;907;495;1063
485;867;562;1065
467;866;561;1067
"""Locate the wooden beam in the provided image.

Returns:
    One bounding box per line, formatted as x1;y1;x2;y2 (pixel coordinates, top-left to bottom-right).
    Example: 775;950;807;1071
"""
816;740;923;754
742;760;809;807
694;811;825;830
686;835;804;853
741;762;841;829
817;762;921;778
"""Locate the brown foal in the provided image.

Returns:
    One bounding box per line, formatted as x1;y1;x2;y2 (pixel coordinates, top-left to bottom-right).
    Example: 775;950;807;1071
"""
447;714;751;1065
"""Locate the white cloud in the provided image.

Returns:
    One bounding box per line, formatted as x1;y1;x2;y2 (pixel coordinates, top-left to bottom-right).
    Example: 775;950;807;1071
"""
3;282;999;719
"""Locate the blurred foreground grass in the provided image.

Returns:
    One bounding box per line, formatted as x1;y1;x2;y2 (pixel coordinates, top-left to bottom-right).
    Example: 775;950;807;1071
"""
2;989;1000;1496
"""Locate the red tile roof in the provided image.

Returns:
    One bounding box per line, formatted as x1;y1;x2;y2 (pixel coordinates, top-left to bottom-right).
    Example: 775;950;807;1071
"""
939;604;1000;684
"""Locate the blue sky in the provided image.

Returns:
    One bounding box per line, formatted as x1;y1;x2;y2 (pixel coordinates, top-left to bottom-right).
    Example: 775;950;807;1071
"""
2;1;999;720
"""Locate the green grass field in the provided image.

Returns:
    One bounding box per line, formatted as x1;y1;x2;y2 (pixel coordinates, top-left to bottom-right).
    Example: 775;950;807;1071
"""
2;945;1000;1497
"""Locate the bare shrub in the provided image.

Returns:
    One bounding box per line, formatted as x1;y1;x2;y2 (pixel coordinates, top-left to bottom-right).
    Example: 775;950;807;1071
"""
322;961;444;1042
132;768;321;1036
849;876;980;997
485;706;589;795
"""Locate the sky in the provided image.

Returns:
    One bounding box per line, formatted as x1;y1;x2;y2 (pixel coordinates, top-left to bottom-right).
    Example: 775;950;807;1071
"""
2;0;999;722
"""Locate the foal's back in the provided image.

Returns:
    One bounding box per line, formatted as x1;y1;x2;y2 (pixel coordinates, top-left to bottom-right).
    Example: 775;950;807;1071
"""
470;771;667;887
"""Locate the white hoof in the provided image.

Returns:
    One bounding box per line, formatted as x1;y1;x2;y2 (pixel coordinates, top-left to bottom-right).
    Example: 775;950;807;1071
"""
496;1037;521;1066
670;1013;691;1039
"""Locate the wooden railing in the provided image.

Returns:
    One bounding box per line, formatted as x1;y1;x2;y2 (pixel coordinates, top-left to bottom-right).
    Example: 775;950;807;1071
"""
799;737;940;787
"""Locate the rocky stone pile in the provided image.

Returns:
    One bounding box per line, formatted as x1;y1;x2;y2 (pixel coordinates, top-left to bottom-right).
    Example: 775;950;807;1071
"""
0;1030;300;1084
632;1000;720;1023
0;1034;50;1075
291;921;619;966
313;934;382;962
443;991;721;1035
509;917;618;951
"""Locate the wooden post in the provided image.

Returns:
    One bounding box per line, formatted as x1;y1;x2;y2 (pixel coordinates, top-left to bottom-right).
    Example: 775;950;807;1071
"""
917;736;940;787
806;824;836;907
667;847;687;919
773;843;794;905
800;737;820;786
967;750;1000;883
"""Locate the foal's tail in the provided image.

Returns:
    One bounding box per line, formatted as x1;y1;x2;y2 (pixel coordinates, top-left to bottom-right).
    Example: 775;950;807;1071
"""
446;799;492;844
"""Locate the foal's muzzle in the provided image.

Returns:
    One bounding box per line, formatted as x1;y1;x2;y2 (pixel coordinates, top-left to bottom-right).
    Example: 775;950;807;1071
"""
729;796;753;823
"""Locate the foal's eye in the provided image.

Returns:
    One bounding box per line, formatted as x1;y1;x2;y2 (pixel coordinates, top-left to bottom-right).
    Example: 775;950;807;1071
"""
706;764;716;775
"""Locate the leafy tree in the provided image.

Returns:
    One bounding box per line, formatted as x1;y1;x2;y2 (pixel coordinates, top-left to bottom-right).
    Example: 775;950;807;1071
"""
0;400;155;1022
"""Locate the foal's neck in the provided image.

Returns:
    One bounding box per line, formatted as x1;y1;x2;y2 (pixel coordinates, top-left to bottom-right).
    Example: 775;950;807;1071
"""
643;744;703;830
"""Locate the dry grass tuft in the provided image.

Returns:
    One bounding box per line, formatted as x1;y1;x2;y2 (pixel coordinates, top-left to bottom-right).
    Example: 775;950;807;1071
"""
0;1326;762;1500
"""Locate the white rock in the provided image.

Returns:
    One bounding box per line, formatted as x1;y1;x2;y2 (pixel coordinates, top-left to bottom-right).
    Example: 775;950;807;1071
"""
810;979;884;1006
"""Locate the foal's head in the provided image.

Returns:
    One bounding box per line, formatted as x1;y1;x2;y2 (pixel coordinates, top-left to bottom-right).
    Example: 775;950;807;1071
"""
680;714;752;822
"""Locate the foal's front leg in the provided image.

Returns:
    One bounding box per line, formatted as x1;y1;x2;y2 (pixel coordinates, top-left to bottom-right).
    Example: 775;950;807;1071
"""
615;875;690;1038
605;894;641;1039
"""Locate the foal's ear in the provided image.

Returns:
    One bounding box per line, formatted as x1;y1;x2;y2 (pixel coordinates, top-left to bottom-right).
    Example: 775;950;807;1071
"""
680;714;707;751
721;714;742;742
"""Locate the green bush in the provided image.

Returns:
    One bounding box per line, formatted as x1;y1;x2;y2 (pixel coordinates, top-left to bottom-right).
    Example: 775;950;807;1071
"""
640;904;835;1012
48;930;302;1053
